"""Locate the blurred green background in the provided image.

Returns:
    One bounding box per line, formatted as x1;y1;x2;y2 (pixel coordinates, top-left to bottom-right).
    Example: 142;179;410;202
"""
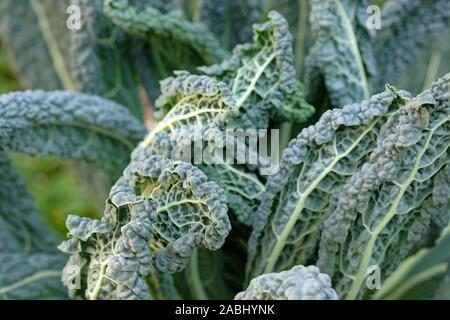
0;42;99;236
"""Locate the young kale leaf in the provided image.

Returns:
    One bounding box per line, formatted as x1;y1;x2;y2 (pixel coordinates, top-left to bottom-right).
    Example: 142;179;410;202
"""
59;149;229;299
236;265;338;300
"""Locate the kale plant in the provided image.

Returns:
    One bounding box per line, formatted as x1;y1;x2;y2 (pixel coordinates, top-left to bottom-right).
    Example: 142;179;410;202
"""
0;0;450;300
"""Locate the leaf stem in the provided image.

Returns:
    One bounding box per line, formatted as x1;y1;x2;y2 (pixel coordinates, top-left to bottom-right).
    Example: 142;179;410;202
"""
188;249;208;300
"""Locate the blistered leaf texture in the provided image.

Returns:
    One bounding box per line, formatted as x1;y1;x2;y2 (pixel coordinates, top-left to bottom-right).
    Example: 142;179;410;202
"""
236;265;338;300
318;73;450;299
147;71;237;146
152;12;313;224
103;0;226;67
0;90;146;175
304;0;375;107
143;71;265;225
199;11;313;129
59;149;230;299
247;86;403;279
148;71;268;225
373;0;450;92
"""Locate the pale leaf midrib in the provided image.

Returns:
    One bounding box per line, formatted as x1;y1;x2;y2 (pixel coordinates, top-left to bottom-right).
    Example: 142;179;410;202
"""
9;120;136;150
334;0;370;100
30;0;75;90
346;114;450;299
0;269;62;296
263;119;379;274
143;108;229;146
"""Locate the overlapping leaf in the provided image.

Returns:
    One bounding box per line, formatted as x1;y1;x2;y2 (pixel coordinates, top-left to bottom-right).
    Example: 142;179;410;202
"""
0;90;146;175
246;85;405;279
373;0;450;93
59;149;230;299
317;73;450;299
304;0;375;107
194;0;264;50
103;0;227;72
199;11;314;129
143;71;265;225
70;0;147;118
374;219;450;300
0;0;73;90
0;253;66;300
0;153;67;300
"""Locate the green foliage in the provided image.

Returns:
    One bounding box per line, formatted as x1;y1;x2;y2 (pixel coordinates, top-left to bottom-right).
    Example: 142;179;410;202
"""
304;0;375;107
0;90;146;174
59;149;230;299
69;0;144;118
0;153;67;299
0;90;145;300
0;253;67;300
1;0;450;301
374;220;450;299
318;75;450;299
236;265;338;300
194;0;264;51
199;11;314;129
247;85;403;279
373;0;450;93
0;0;72;90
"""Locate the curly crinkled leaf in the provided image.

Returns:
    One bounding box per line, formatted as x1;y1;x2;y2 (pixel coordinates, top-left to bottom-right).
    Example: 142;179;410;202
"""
0;0;73;90
318;73;450;299
151;12;313;225
145;71;237;146
304;0;375;107
246;86;404;279
236;265;338;300
59;150;230;299
0;253;66;300
59;198;154;300
199;11;313;129
199;164;265;226
373;0;450;93
194;0;264;50
103;0;226;67
0;90;146;175
145;71;266;225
